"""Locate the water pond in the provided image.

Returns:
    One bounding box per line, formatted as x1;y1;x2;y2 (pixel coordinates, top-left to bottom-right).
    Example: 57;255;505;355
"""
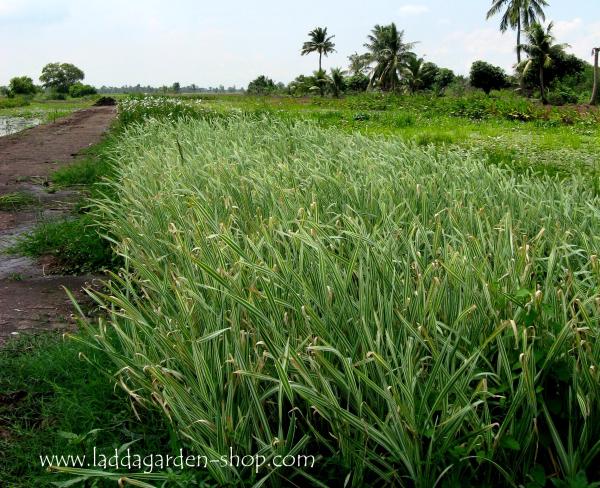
0;117;41;137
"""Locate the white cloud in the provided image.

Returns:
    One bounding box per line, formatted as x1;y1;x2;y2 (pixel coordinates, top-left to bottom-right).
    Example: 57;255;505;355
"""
398;4;430;16
553;18;600;62
553;18;583;37
424;28;517;74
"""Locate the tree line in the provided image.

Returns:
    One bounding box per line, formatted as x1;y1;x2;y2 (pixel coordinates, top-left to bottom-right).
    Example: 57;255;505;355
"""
249;1;599;105
2;62;96;99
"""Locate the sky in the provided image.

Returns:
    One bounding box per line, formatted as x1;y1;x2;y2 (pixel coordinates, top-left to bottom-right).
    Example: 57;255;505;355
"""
0;0;598;88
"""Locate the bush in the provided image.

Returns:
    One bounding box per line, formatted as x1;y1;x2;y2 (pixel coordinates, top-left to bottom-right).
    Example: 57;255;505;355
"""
470;60;508;95
8;76;36;95
69;82;97;98
247;75;276;95
547;83;580;106
346;73;370;92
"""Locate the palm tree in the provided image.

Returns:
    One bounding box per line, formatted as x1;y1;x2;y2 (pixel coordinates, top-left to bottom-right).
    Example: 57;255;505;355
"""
329;68;346;97
401;55;437;94
486;0;548;64
591;47;600;106
347;52;371;75
519;23;569;104
310;69;330;97
301;27;336;72
364;23;416;91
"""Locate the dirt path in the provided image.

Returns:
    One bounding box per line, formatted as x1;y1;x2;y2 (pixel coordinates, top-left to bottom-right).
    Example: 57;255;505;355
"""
0;107;115;344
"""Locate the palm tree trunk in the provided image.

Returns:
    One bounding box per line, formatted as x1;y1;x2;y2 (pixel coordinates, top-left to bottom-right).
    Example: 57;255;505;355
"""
591;48;600;106
540;65;547;104
516;18;522;65
319;51;322;72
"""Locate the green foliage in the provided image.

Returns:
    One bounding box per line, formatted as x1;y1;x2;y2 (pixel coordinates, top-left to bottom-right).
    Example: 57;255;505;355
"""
289;74;317;96
68;82;97;98
346;72;370;92
13;215;115;273
52;137;115;187
116;95;203;125
0;96;31;109
401;55;437;93
301;26;336;71
39;62;85;94
470;60;509;94
0;192;38;210
364;22;416;91
74;115;600;487
329;67;346;97
247;75;277;95
519;22;569;104
8;76;37;95
0;332;180;487
522;51;587;90
434;68;456;93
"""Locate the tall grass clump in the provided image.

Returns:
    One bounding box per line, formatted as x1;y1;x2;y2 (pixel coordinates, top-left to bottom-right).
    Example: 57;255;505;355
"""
77;116;600;487
117;96;203;125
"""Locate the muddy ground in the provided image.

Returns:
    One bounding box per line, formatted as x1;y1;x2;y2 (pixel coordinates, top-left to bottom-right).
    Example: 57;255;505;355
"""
0;107;115;344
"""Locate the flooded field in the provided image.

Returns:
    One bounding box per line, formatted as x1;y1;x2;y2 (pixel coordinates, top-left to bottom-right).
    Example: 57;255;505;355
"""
0;116;41;137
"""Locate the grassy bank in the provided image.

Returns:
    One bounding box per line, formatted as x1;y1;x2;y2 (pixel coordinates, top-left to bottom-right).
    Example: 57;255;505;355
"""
0;333;183;487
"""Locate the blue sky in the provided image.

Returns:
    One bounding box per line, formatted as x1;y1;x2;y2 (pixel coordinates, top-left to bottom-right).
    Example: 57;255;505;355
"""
0;0;598;87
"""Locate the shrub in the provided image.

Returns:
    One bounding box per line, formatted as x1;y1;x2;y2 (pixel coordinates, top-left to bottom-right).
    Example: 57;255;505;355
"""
8;76;36;95
470;60;508;95
346;73;369;92
69;82;97;98
547;84;579;106
247;75;276;95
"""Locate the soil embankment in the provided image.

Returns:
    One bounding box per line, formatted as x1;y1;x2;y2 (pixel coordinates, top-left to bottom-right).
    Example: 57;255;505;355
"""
0;107;116;344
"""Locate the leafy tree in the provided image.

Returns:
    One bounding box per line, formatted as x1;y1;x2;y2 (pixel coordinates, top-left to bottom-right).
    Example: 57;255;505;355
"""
247;75;276;95
329;68;346;97
434;68;456;93
486;0;548;64
8;76;36;95
347;52;371;75
364;23;416;91
39;63;85;93
346;73;370;92
521;51;586;90
288;75;309;96
301;27;336;72
69;83;97;98
470;61;508;94
401;55;437;93
172;82;181;93
519;22;569;104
